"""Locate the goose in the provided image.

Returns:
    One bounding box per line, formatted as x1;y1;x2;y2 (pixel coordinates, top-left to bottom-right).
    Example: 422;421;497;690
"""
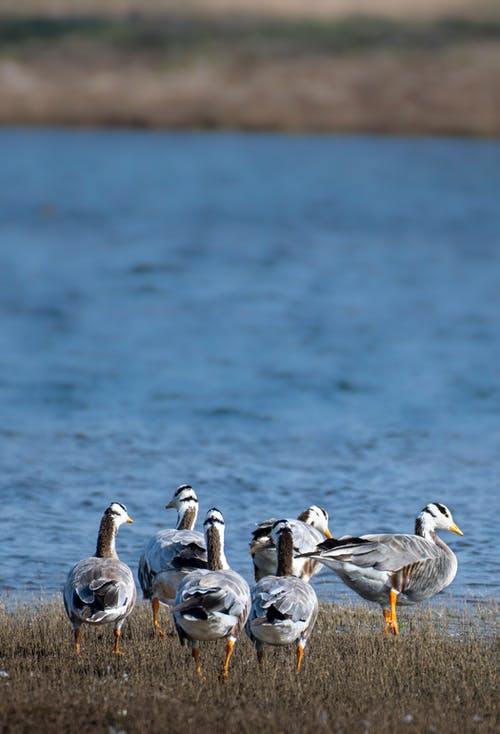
173;508;251;679
299;502;463;634
249;505;332;582
63;502;136;655
138;484;207;637
246;519;318;672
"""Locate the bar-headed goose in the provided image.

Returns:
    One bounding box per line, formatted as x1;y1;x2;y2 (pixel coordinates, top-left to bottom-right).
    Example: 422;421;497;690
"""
299;502;463;634
246;519;318;672
138;484;207;636
173;508;251;679
250;505;332;582
63;502;136;655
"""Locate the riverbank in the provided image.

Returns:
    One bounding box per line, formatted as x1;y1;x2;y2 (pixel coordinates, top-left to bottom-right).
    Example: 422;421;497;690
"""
1;14;499;135
0;599;498;733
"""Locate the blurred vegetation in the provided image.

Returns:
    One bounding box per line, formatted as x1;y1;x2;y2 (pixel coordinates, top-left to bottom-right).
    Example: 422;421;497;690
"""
1;14;500;56
0;9;499;134
0;599;498;733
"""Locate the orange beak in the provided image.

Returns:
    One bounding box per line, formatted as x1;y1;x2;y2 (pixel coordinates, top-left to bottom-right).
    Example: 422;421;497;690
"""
449;523;463;536
324;528;333;539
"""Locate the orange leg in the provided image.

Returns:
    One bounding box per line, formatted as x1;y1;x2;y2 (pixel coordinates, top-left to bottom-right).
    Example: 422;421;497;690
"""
152;598;165;637
192;646;204;677
112;628;125;655
222;639;235;679
296;644;304;673
383;590;399;635
74;627;82;655
383;608;391;634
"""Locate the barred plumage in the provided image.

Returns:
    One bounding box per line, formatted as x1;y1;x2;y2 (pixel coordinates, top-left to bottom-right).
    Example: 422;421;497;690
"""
138;484;207;636
174;508;251;679
63;502;136;655
299;503;463;634
246;519;318;672
250;505;332;582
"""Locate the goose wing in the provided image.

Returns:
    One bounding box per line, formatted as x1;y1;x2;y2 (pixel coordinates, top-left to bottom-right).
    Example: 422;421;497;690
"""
250;519;323;555
311;534;441;572
138;529;207;596
251;576;318;623
175;569;250;619
250;519;324;581
64;557;136;623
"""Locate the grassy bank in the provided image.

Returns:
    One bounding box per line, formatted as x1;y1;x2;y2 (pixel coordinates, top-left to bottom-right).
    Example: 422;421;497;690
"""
0;13;499;135
0;599;498;733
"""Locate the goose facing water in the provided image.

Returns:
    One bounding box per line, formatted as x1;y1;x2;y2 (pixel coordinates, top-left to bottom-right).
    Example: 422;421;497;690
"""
246;519;318;672
138;484;207;636
299;502;463;635
173;508;251;679
250;505;332;582
63;502;136;655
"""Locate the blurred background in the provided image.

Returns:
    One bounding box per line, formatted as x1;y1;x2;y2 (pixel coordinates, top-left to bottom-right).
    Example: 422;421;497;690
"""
0;2;499;605
0;0;499;134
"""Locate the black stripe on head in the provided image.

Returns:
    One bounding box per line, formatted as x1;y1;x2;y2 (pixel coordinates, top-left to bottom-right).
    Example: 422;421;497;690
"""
271;519;290;532
424;505;437;518
434;503;448;516
204;508;224;526
109;502;127;515
178;493;198;503
174;484;193;497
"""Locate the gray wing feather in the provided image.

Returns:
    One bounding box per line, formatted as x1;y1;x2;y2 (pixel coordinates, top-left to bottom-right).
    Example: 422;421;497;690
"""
175;569;250;619
64;557;136;624
250;519;324;580
305;533;458;602
251;576;318;623
138;529;207;597
333;534;442;572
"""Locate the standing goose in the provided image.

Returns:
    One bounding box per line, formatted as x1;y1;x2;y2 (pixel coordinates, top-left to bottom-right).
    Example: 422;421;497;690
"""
138;484;207;637
250;505;333;582
63;502;136;655
246;519;318;672
299;502;463;634
173;508;251;679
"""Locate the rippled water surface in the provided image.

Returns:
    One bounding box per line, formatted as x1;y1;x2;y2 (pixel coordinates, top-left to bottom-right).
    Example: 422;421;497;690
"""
1;129;499;605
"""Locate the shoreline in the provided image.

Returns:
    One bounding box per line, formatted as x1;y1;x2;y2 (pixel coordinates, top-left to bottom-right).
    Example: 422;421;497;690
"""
1;15;499;136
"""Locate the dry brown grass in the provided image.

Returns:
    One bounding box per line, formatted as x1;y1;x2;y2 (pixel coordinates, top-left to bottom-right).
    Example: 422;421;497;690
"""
0;598;498;734
1;12;500;135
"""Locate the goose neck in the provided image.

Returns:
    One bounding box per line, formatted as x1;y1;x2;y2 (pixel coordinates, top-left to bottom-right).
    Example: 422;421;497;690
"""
276;529;294;577
177;504;197;531
95;513;118;559
206;526;229;571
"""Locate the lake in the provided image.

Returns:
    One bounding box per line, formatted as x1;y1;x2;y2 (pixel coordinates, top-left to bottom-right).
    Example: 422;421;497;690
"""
0;129;499;606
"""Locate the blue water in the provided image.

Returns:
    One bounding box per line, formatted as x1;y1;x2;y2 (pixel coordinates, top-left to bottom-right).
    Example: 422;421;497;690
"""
0;129;499;606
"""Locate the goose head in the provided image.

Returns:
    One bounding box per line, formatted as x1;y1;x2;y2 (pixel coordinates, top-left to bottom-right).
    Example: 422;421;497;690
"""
297;505;332;538
415;503;463;538
166;484;199;529
270;518;293;546
105;502;133;526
